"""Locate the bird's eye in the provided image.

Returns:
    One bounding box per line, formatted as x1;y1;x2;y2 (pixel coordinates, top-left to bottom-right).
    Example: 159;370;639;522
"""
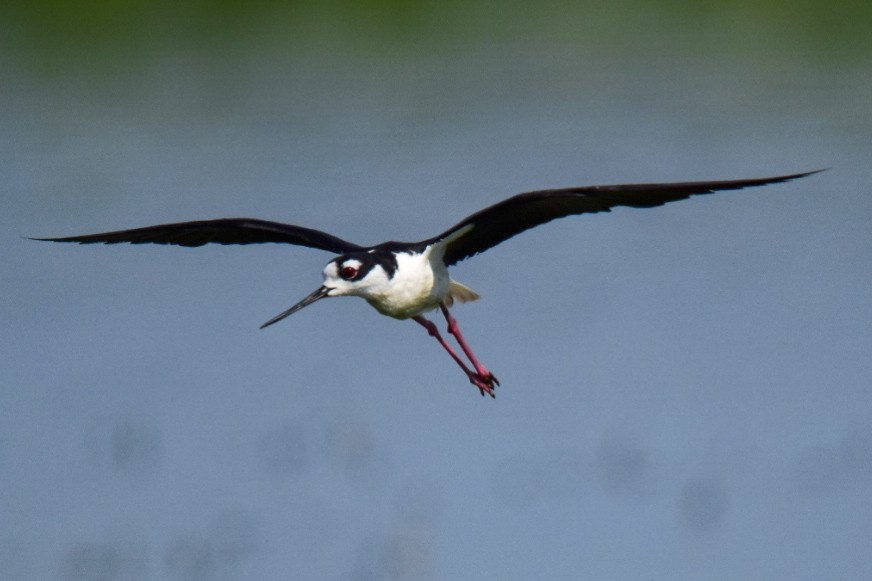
340;266;358;280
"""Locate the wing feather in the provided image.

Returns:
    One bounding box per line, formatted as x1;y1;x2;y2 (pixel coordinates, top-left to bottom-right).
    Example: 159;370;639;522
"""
429;171;821;265
31;218;363;254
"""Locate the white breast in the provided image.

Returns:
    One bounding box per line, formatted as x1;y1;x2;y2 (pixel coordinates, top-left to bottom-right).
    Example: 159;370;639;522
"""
365;247;451;319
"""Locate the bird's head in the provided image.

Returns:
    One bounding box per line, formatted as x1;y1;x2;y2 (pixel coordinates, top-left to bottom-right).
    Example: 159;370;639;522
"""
259;252;394;329
321;253;394;297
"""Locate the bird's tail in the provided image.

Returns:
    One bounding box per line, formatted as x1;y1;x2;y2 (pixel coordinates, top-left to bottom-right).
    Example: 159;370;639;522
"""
446;280;480;307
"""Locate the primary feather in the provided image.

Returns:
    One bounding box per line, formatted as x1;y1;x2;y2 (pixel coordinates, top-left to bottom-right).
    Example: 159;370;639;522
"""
429;171;820;265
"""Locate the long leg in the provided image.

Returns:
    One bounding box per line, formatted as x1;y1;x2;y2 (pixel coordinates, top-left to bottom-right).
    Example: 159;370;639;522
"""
413;315;496;397
439;304;500;389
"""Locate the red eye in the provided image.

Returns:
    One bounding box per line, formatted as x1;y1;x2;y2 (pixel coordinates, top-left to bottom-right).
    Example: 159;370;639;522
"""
340;266;358;280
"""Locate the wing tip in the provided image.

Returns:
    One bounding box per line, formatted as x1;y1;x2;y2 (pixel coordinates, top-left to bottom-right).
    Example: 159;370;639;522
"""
26;235;81;243
26;235;126;245
777;168;827;182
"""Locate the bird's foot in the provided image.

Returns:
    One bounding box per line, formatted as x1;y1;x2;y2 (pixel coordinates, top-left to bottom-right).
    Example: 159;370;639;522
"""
468;371;499;398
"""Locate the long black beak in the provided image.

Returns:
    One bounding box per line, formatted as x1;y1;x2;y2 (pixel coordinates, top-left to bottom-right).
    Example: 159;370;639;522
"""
260;286;330;329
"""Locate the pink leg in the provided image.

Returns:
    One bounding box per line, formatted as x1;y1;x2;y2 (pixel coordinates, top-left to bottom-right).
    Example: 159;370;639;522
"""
439;304;500;389
413;315;497;397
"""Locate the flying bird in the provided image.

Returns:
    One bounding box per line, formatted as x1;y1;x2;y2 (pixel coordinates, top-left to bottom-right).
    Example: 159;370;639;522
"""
33;170;819;397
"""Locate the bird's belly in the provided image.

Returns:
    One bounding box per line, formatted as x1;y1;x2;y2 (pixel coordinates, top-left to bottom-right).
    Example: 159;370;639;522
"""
366;281;445;319
366;264;449;319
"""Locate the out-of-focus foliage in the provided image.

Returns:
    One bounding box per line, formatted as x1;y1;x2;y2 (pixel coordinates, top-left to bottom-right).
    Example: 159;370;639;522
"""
2;0;870;71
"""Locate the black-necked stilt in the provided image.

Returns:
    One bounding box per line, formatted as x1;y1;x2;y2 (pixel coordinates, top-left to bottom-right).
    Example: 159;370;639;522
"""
34;170;819;397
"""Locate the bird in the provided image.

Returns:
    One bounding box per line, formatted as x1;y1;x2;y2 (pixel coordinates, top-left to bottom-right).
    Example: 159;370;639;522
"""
33;170;819;397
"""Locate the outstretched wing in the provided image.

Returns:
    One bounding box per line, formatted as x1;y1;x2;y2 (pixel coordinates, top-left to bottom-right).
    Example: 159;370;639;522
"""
428;171;821;265
31;218;364;254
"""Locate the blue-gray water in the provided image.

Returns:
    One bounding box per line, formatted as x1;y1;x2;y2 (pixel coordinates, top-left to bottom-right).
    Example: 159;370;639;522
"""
3;3;871;579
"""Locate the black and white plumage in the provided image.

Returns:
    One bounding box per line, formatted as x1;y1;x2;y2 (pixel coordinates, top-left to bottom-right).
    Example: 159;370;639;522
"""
33;170;819;397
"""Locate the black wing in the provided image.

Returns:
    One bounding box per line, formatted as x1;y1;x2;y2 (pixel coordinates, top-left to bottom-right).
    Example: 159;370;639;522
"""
429;171;821;265
31;218;364;254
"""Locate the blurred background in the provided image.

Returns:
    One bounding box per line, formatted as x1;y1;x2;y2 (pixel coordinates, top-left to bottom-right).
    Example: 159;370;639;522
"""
2;0;871;579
